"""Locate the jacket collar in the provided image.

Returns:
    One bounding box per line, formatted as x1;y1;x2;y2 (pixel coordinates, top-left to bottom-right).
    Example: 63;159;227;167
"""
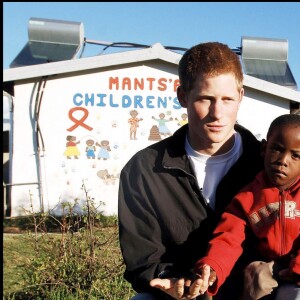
161;124;191;172
161;123;260;170
259;171;300;193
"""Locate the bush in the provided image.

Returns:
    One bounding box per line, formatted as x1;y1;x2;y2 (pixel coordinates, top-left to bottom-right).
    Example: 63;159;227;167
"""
3;182;136;299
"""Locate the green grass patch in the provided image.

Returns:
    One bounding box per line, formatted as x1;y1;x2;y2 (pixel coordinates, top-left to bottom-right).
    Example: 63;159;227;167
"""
3;218;136;299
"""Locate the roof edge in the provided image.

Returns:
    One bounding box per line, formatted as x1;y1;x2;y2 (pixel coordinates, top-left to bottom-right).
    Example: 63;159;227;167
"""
3;44;299;103
244;74;300;103
3;43;181;82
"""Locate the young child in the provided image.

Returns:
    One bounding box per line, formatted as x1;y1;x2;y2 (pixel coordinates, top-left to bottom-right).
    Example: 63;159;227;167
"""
193;114;300;300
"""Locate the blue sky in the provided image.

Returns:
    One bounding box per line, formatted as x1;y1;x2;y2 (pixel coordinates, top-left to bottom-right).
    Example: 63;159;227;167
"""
3;2;300;90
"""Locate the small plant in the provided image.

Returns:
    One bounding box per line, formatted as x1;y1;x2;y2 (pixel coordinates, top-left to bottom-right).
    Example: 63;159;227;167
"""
3;180;136;299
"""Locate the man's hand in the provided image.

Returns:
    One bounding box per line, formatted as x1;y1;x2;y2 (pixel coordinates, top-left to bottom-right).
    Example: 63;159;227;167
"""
150;277;187;299
150;265;216;299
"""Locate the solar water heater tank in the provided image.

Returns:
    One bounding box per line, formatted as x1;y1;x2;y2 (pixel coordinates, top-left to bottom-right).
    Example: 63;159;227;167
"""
10;17;84;67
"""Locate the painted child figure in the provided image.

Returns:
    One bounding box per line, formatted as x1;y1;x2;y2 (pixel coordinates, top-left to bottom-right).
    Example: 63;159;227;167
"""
128;109;143;140
191;114;300;300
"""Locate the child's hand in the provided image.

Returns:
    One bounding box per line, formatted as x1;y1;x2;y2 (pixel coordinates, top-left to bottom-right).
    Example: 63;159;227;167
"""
188;264;216;298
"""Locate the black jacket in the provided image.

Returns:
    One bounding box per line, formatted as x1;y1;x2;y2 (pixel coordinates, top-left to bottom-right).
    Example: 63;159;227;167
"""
118;124;264;299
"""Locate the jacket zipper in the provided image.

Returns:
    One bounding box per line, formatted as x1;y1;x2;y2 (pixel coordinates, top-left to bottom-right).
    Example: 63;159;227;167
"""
280;190;286;256
163;165;210;207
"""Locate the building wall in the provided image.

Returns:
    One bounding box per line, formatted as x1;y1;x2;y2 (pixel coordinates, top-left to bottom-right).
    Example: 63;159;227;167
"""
8;64;185;216
238;87;290;140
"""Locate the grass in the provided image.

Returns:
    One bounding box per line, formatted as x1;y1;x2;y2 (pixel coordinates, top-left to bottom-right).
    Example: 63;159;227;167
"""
3;217;137;300
3;233;35;294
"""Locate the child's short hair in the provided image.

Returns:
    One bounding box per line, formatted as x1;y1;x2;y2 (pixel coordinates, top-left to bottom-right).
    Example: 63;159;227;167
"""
267;113;300;138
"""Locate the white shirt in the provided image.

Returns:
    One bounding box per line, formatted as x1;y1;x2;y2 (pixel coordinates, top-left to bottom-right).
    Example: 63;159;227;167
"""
185;132;242;210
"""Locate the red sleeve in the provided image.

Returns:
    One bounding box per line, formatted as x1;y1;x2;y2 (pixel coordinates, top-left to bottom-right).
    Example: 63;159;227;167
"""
194;197;248;295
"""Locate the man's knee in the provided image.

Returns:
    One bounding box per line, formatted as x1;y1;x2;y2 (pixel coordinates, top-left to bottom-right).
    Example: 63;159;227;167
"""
130;292;212;300
274;283;300;300
130;293;157;300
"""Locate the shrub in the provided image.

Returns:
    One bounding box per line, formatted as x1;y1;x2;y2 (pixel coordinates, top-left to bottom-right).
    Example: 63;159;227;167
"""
3;181;136;299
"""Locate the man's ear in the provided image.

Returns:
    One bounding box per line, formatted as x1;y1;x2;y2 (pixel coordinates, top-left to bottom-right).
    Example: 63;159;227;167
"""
238;88;244;108
240;88;244;99
261;139;267;157
177;86;187;108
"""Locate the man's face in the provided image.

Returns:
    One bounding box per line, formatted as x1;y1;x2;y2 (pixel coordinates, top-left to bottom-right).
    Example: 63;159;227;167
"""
178;73;243;155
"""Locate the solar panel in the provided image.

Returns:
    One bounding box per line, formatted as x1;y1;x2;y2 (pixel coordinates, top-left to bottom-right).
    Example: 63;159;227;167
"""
241;36;298;90
243;58;297;88
10;17;84;68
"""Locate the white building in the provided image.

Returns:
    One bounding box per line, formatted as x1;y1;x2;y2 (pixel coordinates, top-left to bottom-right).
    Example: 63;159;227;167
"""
3;18;300;217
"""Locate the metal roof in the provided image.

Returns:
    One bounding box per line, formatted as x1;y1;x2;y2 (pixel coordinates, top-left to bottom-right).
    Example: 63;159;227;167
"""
5;16;299;92
3;43;181;81
3;42;300;103
5;16;299;93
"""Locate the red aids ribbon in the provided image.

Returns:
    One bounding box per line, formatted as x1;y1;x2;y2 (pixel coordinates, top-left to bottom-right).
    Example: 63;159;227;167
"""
67;107;93;132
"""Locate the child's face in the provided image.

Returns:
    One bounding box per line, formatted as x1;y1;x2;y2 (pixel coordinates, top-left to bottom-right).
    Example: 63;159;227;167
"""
263;124;300;191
